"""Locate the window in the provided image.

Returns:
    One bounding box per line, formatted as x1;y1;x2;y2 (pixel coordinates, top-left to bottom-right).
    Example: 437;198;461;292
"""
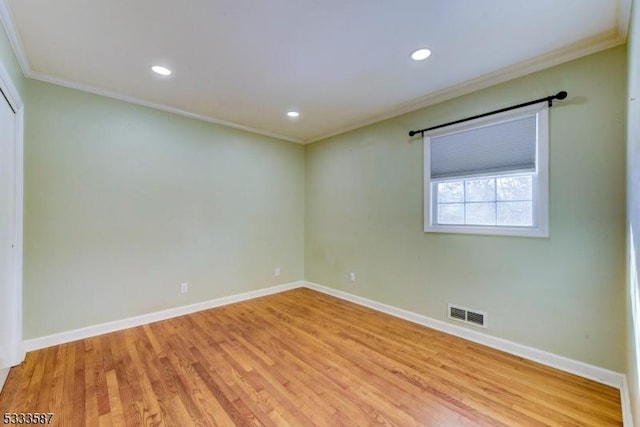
424;104;548;237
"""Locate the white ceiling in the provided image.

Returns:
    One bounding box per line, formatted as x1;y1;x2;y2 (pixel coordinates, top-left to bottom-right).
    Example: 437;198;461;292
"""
1;0;630;143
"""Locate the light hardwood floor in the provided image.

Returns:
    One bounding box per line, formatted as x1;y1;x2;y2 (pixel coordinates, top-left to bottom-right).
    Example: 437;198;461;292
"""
0;288;622;426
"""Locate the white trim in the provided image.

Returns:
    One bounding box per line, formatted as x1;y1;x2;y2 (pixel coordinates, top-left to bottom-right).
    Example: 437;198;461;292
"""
0;0;302;144
0;44;24;369
304;281;625;389
618;0;633;41
9;106;23;366
0;53;22;112
0;1;303;144
19;280;632;423
27;71;303;144
536;106;550;237
307;31;625;143
622;375;635;427
0;0;628;145
0;0;30;76
423;103;545;138
423;104;549;238
22;280;627;388
307;281;632;425
23;281;304;352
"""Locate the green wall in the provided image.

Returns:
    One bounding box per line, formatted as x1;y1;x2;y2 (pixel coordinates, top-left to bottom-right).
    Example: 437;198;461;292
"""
306;46;627;371
7;19;628;375
23;80;305;338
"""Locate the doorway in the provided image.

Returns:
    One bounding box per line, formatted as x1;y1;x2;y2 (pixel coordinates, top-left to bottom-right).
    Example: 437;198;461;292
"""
0;66;23;391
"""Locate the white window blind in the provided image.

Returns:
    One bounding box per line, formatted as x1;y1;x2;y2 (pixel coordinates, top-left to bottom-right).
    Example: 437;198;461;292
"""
429;115;537;179
424;104;549;237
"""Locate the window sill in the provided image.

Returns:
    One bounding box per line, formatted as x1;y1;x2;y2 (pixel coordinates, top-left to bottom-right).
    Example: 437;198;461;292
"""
424;224;549;238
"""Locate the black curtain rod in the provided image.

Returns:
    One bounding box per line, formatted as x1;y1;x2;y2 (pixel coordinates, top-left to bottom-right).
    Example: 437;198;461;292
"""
408;90;568;137
0;87;15;114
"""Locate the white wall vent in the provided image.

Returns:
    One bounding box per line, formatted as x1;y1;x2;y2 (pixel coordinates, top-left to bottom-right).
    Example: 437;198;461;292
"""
447;304;487;328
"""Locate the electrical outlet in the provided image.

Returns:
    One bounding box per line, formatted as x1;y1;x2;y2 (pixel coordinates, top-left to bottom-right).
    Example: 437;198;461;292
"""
275;267;281;277
180;282;189;294
349;272;356;282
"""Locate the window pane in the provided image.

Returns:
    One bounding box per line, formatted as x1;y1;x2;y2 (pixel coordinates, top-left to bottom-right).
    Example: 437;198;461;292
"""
497;201;533;226
465;202;495;225
497;175;532;201
437;181;464;203
465;179;495;202
438;203;464;224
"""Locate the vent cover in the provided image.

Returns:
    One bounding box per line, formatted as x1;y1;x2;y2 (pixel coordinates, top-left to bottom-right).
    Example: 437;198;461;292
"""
449;306;466;321
448;304;487;328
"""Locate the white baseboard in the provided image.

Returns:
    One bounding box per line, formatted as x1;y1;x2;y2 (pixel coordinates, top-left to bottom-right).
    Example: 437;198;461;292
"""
23;281;304;352
621;375;635;427
304;282;627;388
19;279;633;426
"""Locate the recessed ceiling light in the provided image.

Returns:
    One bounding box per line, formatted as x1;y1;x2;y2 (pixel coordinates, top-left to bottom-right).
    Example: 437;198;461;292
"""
151;65;172;76
411;48;432;61
287;111;300;118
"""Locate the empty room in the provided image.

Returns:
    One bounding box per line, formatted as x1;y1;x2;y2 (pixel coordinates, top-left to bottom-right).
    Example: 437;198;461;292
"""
0;0;639;425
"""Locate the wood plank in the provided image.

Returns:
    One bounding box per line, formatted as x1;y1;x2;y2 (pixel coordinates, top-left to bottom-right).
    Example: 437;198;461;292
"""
0;288;623;426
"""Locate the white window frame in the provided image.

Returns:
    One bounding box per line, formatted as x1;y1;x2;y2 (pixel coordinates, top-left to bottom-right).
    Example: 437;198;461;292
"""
424;103;549;238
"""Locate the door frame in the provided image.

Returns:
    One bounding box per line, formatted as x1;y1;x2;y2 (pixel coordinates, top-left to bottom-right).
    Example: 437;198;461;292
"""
0;59;24;370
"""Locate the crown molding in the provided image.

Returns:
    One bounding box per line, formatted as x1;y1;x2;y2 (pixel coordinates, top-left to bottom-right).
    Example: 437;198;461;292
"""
27;70;304;143
0;0;30;75
0;0;631;146
0;0;304;144
618;0;632;41
305;29;626;143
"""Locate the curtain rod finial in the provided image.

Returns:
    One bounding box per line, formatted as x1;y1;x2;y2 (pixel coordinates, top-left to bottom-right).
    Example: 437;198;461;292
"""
556;91;568;100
